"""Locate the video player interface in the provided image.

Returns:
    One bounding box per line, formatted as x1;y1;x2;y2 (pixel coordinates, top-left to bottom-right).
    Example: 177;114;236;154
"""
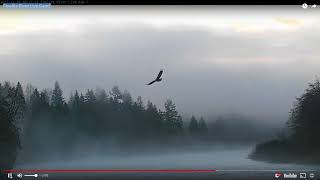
1;4;320;180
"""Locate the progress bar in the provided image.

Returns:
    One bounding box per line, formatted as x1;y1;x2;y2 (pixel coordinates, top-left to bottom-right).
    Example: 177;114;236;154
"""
217;170;317;172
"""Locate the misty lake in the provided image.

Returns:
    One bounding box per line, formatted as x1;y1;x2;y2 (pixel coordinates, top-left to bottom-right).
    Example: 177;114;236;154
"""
13;145;320;179
15;145;319;170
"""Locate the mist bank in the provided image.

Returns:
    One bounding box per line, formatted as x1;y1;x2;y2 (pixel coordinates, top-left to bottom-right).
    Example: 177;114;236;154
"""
15;146;320;172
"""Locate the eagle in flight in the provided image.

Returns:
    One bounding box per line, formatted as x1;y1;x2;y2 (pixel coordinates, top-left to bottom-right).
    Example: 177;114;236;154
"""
146;70;163;85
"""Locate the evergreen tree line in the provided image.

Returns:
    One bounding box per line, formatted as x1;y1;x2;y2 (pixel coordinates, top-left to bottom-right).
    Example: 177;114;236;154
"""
1;80;274;165
188;116;208;138
0;82;26;169
250;78;320;163
0;81;210;161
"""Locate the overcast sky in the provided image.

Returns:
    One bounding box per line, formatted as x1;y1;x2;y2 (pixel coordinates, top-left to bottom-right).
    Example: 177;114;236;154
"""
0;6;319;122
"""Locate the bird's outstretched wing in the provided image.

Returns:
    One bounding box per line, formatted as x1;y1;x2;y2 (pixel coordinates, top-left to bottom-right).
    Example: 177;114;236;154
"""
146;80;156;85
156;70;163;80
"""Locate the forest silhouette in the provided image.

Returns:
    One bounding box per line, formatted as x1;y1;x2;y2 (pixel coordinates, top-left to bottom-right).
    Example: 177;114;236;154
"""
250;78;320;164
1;79;319;170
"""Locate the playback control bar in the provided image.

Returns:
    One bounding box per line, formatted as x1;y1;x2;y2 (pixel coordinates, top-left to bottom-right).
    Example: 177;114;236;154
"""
1;169;319;180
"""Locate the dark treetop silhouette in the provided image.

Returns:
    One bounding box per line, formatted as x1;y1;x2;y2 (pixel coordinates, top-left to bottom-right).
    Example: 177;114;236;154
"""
146;70;163;85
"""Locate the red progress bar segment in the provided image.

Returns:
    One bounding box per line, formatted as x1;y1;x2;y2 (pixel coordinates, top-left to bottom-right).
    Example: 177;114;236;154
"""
2;169;216;173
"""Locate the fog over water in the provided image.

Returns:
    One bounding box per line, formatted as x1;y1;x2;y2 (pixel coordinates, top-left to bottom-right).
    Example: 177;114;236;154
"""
15;145;319;170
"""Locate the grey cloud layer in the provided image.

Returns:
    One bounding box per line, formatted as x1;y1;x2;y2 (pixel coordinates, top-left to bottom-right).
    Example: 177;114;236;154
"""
1;20;319;122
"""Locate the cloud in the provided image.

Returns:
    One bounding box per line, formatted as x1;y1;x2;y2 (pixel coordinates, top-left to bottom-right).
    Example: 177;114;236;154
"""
0;7;320;122
274;17;303;26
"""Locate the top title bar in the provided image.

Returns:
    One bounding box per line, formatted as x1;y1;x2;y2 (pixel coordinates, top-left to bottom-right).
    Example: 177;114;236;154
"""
0;0;317;5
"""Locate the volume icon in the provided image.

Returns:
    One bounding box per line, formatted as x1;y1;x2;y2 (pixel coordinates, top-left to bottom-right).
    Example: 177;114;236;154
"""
17;173;23;178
